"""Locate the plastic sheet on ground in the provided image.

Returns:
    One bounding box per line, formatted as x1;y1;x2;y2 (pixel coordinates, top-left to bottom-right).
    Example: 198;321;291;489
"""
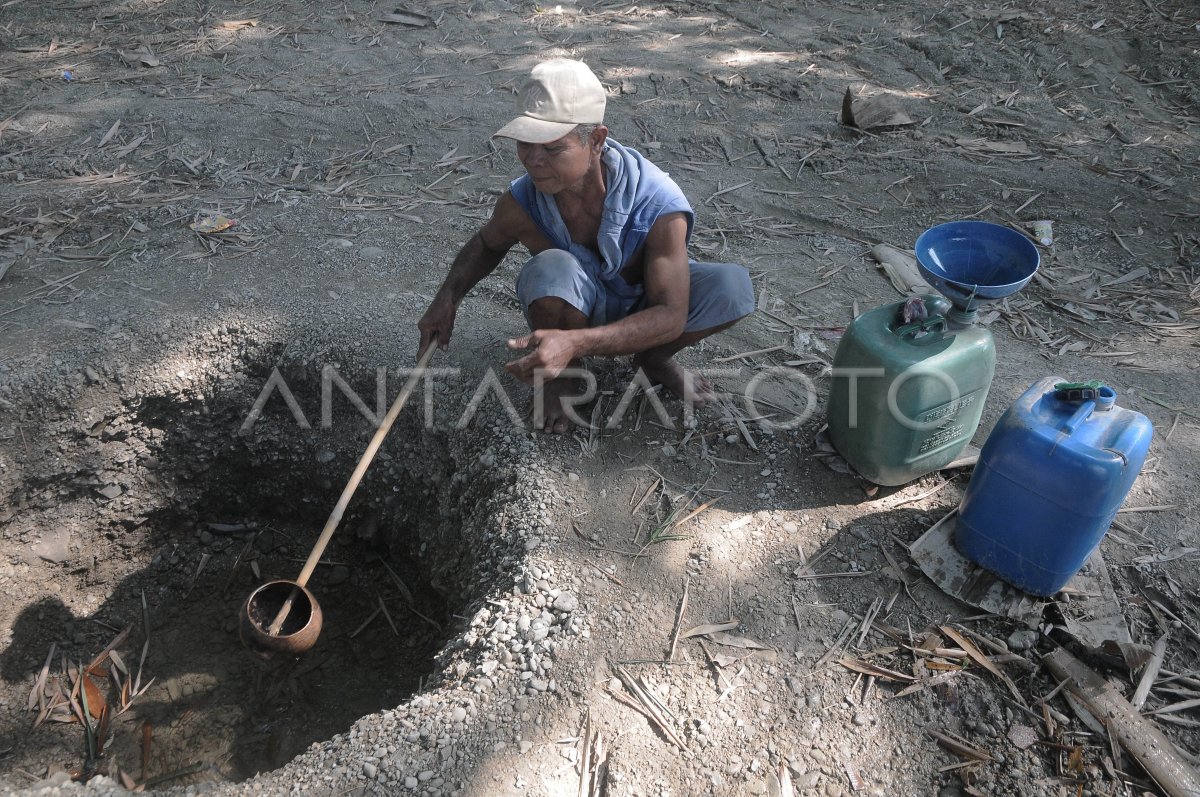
909;509;1150;670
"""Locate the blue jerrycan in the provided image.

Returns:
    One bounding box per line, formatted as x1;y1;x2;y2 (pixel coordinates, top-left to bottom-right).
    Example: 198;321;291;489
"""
955;376;1153;596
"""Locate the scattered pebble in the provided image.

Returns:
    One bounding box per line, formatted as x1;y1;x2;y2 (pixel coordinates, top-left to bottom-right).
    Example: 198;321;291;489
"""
552;591;579;613
1006;629;1038;651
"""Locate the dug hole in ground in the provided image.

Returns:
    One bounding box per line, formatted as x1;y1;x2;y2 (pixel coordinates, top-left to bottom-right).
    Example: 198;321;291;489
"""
1;1;1198;796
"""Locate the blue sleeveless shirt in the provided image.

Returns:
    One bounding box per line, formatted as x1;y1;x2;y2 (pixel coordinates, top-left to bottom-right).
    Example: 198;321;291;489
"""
508;138;695;299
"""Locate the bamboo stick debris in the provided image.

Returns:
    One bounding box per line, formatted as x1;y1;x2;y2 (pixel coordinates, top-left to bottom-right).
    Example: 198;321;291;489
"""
1044;647;1200;797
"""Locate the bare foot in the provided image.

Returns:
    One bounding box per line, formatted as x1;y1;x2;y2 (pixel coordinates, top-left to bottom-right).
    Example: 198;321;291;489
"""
633;355;716;407
532;374;594;434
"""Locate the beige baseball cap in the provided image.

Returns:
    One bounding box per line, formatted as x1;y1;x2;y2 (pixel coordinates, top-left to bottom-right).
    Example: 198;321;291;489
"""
493;59;606;144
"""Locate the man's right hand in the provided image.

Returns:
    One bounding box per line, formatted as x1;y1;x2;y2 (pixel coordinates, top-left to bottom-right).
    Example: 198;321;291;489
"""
415;193;531;357
418;297;456;356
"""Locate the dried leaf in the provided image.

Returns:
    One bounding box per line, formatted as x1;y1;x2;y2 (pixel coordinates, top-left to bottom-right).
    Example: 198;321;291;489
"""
711;652;745;668
939;627;1002;680
667;578;689;662
871;244;933;295
1133;547;1198;565
680;620;740;639
87;625;130;674
844;760;864;791
82;673;105;719
142;720;153;778
928;729;992;762
706;632;770;650
941;626;1029;707
1066;745;1085;775
608;663;686;748
113;134;146;159
1147;697;1200;716
1103;266;1150;287
838;657;916;683
98;118;121;147
55;319;98;330
767;763;794;797
841;87;914;129
190;214;236;233
890;670;959;700
377;10;432;26
954;137;1032;155
95;702;111;754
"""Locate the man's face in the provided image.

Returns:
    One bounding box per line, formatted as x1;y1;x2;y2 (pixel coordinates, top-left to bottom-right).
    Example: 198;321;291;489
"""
515;129;600;194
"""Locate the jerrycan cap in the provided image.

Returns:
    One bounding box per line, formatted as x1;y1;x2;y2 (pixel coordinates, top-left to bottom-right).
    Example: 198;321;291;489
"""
1053;380;1116;410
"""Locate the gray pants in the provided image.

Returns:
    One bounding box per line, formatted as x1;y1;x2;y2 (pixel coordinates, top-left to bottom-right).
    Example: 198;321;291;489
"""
516;249;755;332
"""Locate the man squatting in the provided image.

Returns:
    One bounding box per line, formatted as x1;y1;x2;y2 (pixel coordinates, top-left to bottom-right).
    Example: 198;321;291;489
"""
418;59;756;433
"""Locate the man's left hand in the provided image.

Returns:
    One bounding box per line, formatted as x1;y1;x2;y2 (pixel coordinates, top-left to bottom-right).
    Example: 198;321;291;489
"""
505;329;578;384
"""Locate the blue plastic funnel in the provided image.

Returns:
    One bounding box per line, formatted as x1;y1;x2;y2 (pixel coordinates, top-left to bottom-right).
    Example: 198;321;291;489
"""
915;221;1040;312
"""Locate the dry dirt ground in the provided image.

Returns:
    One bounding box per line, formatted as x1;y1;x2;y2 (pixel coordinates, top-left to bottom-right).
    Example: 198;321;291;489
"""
2;0;1199;795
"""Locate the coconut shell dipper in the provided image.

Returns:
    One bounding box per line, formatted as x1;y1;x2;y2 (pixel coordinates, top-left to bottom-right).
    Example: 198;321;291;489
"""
239;339;438;657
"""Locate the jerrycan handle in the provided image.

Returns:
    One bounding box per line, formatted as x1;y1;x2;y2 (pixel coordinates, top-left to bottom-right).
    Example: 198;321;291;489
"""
893;315;947;340
1054;382;1116;435
1061;401;1096;435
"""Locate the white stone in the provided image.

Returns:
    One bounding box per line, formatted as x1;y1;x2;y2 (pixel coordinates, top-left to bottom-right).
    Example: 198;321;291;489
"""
552;592;578;613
